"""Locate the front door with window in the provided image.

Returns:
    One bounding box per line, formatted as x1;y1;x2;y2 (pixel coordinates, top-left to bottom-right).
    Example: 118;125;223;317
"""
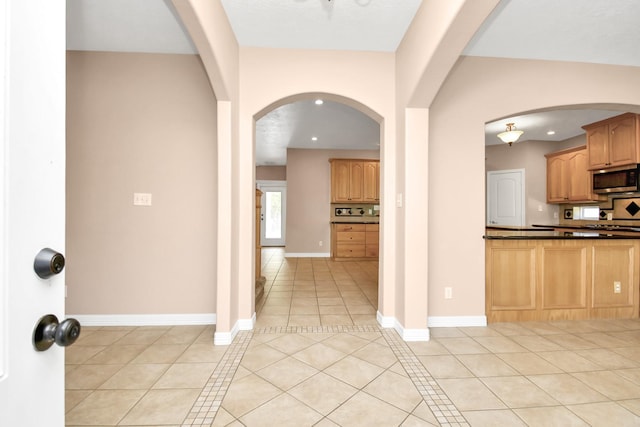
257;181;286;247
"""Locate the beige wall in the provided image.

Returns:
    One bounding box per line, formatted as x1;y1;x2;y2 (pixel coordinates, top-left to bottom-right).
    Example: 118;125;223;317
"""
256;166;286;181
286;149;380;254
485;135;585;226
238;47;396;323
428;55;640;318
66;51;218;315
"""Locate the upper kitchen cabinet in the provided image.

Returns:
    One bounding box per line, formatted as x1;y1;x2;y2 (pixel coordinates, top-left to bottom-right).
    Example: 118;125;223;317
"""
546;146;602;203
363;161;380;202
583;113;640;170
330;158;379;203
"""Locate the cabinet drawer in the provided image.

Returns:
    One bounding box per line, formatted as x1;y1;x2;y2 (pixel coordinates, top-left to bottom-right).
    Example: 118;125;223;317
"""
337;231;365;243
337;244;366;258
365;224;379;232
335;224;365;232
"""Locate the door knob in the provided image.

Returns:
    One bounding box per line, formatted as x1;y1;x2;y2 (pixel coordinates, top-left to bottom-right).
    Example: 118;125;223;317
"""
33;314;81;351
34;248;65;279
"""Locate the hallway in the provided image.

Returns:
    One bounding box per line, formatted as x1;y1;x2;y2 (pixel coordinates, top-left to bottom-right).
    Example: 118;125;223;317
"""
255;247;379;328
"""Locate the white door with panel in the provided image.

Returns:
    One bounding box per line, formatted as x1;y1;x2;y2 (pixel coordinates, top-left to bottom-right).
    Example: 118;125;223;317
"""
487;169;525;226
257;181;287;247
0;1;68;426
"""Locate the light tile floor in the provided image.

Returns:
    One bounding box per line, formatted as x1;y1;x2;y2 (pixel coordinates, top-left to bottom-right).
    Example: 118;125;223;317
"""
65;248;640;426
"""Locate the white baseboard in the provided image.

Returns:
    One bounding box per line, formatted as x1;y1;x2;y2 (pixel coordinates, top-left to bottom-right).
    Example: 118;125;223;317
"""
428;315;487;328
214;321;239;346
376;311;395;328
214;314;255;345
69;313;216;327
284;252;330;258
376;312;430;341
238;313;256;330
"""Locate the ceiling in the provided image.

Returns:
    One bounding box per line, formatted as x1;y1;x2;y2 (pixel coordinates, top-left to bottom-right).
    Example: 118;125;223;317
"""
66;0;640;164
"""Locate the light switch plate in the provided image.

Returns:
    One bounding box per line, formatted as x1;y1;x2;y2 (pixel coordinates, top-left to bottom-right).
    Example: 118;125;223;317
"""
133;192;152;206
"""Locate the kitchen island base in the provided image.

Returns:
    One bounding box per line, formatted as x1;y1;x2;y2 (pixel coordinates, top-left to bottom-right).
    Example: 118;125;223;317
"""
486;237;639;323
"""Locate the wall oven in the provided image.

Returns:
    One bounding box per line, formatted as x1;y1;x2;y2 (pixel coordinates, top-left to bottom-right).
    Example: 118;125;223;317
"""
593;164;640;194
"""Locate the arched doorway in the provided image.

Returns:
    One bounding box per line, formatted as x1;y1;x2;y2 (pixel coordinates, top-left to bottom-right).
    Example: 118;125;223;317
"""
253;93;384;328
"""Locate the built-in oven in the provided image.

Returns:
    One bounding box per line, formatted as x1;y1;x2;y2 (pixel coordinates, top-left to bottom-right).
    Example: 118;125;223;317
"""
593;164;640;194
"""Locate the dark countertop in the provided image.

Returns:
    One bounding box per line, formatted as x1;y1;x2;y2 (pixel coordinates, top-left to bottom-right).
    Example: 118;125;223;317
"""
331;218;380;224
532;223;640;233
485;227;639;240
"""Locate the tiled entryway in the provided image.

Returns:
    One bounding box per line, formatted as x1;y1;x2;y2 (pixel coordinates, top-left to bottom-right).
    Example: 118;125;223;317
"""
65;248;640;426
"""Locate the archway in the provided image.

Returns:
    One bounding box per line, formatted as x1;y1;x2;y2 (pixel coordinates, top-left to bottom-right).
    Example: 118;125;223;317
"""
252;92;385;327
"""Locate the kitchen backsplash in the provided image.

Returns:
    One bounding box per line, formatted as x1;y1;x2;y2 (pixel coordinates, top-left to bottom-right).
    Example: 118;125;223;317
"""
560;194;640;225
330;203;379;218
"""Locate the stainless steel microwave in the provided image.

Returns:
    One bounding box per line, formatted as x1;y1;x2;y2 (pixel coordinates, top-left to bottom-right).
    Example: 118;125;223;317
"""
593;165;640;194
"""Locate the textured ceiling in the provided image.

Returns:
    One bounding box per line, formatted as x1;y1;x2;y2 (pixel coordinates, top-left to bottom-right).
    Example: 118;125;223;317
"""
219;0;422;52
65;0;640;164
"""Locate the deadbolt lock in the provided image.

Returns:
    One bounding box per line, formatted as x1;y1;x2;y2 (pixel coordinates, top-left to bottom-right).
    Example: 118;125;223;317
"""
34;248;65;279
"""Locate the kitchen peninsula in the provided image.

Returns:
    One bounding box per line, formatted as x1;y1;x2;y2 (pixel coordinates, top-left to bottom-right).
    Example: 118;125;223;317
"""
485;226;640;323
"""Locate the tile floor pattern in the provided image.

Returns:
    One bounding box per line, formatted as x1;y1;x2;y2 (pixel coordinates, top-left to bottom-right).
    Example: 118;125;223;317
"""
65;249;640;426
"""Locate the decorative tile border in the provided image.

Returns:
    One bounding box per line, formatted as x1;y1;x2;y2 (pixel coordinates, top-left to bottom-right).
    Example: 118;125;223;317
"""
381;329;469;427
184;325;469;427
181;330;253;426
253;324;381;334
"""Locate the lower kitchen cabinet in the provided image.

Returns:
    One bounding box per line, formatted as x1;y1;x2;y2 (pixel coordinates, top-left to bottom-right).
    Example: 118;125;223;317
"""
332;223;379;260
485;238;639;322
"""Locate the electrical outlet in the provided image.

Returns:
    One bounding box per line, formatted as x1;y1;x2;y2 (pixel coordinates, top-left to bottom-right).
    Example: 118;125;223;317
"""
444;287;453;299
319;241;323;247
133;192;152;206
614;281;622;294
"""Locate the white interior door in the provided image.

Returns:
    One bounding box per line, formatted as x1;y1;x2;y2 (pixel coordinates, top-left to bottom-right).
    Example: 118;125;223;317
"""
0;1;67;426
257;181;286;247
487;169;525;226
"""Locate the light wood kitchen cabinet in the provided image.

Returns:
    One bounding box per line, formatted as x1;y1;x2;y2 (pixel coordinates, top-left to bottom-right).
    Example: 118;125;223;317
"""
485;237;640;322
363;161;380;202
330;158;379;203
365;223;379;257
332;223;379;260
545;145;602;203
583;113;640;170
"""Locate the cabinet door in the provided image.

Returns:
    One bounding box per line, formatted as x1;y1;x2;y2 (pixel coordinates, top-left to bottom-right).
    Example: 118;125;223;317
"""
349;161;364;201
609;116;637;167
547;154;568;203
332;160;351;202
567;150;594;201
363;161;379;201
587;124;610;170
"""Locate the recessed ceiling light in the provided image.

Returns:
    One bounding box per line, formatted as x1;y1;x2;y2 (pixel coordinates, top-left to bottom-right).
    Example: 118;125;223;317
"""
314;99;323;105
311;136;318;141
547;130;556;135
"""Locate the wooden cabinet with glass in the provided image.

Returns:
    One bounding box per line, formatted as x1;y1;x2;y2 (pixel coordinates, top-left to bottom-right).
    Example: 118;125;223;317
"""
583;113;640;170
330;158;379;203
545;145;603;203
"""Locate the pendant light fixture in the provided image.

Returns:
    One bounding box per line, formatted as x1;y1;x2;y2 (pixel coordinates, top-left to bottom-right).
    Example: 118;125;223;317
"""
497;123;524;146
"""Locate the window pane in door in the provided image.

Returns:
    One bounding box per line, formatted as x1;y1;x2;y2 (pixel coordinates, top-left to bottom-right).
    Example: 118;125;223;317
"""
265;191;282;239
